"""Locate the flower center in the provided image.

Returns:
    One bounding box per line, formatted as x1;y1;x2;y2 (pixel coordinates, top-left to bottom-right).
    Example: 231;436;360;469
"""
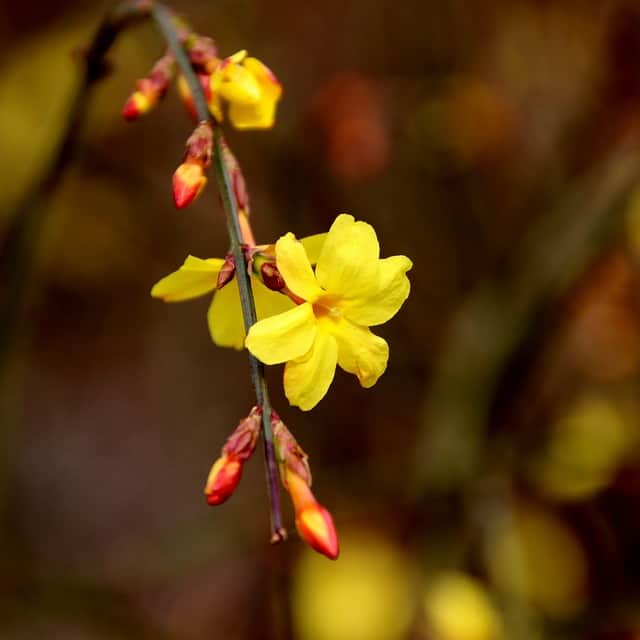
312;295;342;321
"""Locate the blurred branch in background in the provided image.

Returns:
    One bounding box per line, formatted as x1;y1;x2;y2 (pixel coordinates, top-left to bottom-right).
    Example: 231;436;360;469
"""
413;146;640;494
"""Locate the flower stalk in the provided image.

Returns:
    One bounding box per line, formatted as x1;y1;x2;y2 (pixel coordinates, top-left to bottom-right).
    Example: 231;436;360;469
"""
150;1;286;542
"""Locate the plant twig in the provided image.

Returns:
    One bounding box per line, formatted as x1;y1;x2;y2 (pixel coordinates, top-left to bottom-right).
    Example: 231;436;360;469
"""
150;2;286;541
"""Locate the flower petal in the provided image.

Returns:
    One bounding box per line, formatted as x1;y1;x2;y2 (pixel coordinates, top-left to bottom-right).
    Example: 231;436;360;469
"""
208;279;245;350
316;214;380;300
276;233;324;302
228;99;276;129
300;233;327;265
245;302;317;364
151;256;223;302
218;61;261;105
332;318;389;388
342;255;413;326
284;329;338;410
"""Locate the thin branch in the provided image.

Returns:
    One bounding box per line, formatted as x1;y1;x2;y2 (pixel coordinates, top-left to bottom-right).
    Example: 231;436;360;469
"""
150;2;286;541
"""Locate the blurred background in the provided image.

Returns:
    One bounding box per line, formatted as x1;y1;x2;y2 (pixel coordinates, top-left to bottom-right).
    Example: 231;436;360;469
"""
3;0;640;638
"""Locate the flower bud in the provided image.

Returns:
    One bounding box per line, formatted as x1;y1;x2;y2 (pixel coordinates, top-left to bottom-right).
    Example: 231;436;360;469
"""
272;412;312;486
296;502;340;560
122;54;174;121
122;90;153;120
172;161;207;209
261;262;286;291
204;454;242;506
216;254;236;290
204;407;262;506
286;470;339;560
186;35;219;73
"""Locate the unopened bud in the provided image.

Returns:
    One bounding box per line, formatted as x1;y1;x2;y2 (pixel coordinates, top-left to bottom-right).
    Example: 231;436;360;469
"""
204;454;242;505
204;407;262;506
216;254;236;289
286;470;339;560
122;54;174;121
260;262;285;292
296;502;340;560
122;90;152;120
187;35;219;72
178;73;215;121
173;161;207;209
185;121;213;167
272;413;312;485
222;406;262;460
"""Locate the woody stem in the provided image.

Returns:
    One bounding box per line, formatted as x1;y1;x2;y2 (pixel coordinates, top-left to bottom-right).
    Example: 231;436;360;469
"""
151;2;286;542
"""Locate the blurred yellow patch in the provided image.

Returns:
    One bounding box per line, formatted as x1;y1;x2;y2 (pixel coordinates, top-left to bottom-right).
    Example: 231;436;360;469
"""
424;572;501;640
292;531;415;640
533;395;637;500
486;504;587;619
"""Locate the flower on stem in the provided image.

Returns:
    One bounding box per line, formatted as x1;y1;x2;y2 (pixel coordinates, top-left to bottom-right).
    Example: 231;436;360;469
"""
122;52;174;120
177;50;282;129
151;235;326;350
273;413;339;560
212;50;282;130
245;214;412;410
204;406;262;505
172;121;213;208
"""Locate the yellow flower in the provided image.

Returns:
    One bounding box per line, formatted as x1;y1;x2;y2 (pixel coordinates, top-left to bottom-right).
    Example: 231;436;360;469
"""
211;50;282;130
245;214;412;410
151;235;326;350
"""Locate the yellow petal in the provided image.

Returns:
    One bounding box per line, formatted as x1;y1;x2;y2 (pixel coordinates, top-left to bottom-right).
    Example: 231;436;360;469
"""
253;275;295;319
226;57;282;129
218;62;261;105
151;255;223;302
284;329;338;410
208;278;246;350
276;233;324;302
243;57;282;103
343;255;412;326
332;318;389;388
228;97;277;130
300;233;327;265
316;214;380;300
245;303;317;364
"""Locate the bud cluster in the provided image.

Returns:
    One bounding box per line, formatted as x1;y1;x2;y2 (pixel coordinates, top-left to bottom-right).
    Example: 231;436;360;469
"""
272;412;339;560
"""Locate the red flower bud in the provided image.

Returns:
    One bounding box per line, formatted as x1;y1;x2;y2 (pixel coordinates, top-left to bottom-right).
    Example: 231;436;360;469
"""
172;161;207;208
296;502;340;560
204;454;243;506
286;470;339;559
122;90;153;121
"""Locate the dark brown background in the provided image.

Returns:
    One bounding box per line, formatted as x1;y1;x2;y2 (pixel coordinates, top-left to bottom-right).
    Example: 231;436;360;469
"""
3;1;640;638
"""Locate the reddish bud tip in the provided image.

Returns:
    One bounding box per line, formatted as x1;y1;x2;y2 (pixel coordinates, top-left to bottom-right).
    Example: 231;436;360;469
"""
260;262;285;291
173;162;207;208
122;91;151;121
204;454;243;506
296;503;340;560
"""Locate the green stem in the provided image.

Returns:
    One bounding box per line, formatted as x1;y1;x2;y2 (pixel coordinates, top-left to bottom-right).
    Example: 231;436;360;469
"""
150;2;286;542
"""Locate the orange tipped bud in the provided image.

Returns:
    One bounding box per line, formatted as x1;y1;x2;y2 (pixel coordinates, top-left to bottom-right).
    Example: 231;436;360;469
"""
122;54;174;122
204;454;242;506
296;502;340;560
173;162;207;208
122;90;153;120
203;407;262;506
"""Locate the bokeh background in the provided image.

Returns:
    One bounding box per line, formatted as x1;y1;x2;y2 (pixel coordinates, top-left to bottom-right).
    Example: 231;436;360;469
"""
3;0;640;638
